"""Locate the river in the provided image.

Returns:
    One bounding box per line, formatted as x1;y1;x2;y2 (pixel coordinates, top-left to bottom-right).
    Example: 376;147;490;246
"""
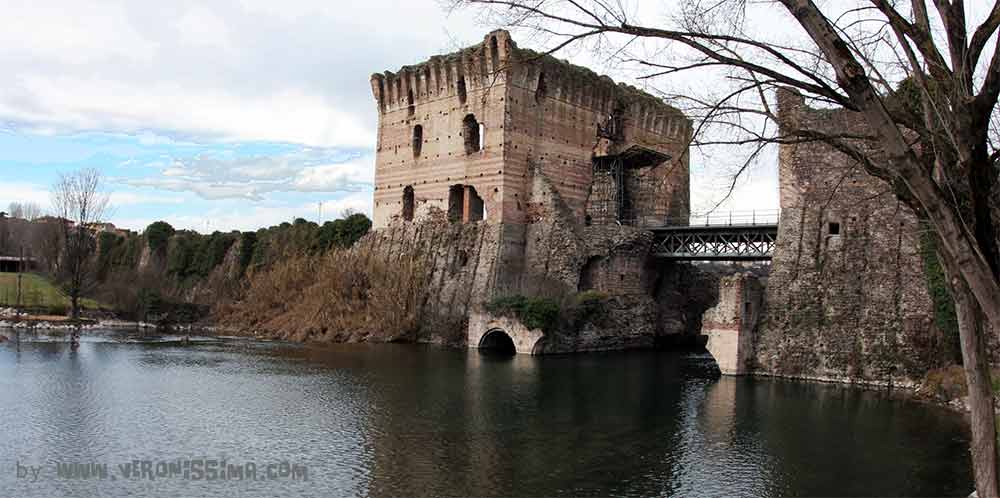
0;329;973;497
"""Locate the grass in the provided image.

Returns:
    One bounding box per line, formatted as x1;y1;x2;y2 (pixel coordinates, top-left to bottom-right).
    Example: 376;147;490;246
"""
0;272;101;312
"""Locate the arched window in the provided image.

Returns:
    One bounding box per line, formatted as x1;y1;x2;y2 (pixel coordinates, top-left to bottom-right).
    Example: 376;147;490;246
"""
457;77;467;105
412;125;423;158
463;114;480;155
402;186;414;221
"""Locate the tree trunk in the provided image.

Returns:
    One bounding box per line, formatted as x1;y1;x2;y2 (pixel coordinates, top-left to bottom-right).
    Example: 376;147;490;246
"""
944;250;1000;497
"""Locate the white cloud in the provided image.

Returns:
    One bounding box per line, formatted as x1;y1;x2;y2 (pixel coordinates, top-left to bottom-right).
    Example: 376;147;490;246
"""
0;0;482;147
1;77;375;147
0;182;50;210
109;191;187;206
292;157;374;191
120;150;374;200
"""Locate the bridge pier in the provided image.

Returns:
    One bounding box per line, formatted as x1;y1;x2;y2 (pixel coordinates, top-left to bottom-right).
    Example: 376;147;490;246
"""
702;273;764;375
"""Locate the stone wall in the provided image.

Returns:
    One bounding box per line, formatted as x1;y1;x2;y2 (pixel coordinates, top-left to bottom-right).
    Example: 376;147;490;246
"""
753;89;952;384
357;214;518;345
703;273;764;375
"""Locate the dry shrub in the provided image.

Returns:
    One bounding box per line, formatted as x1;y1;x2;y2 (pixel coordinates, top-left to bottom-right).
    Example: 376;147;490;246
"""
218;245;428;342
922;365;1000;402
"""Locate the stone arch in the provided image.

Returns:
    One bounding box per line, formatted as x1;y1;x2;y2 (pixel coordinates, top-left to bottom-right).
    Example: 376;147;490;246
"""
478;329;516;355
468;312;546;355
402;186;414;221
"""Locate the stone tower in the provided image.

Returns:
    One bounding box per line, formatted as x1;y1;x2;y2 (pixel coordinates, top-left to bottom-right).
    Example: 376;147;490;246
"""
369;30;691;229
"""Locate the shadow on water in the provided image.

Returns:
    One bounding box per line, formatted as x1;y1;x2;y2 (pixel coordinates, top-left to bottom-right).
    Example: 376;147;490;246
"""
477;329;517;356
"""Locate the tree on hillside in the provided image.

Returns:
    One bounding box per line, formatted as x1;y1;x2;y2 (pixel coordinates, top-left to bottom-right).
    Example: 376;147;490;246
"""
459;0;1000;494
51;168;111;327
144;221;175;255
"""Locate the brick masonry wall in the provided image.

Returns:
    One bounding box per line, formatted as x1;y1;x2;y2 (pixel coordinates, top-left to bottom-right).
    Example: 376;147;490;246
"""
753;89;952;384
370;30;691;229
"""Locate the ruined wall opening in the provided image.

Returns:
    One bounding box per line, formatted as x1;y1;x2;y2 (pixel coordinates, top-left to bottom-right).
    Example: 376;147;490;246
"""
490;36;500;72
535;72;547;102
448;185;464;222
457;77;467;105
479;329;516;355
466;186;484;221
463;114;481;154
578;256;602;291
412;125;423;158
402;186;414;221
446;184;485;223
828;222;841;236
407;89;414;116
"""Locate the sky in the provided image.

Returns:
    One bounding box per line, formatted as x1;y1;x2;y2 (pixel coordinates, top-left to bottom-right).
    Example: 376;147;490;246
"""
0;0;779;233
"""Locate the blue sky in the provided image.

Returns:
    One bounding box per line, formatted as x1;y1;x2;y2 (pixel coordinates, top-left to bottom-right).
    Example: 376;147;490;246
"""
0;0;779;233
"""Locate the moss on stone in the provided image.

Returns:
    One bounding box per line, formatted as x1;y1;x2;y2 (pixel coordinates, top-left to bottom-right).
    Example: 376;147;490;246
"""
919;224;962;364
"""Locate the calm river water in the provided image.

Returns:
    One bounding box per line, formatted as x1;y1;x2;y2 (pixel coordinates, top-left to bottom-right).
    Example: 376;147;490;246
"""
0;329;974;497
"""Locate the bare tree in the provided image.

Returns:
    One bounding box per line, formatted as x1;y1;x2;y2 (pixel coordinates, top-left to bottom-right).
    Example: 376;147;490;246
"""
51;169;110;325
7;202;23;220
458;0;1000;494
7;202;43;220
20;202;42;221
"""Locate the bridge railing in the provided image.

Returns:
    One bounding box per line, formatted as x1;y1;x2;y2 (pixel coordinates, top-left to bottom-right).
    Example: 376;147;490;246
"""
657;209;781;228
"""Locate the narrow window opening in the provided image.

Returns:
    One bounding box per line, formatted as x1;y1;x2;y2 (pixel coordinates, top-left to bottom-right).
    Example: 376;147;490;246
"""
407;89;415;116
478;123;486;151
448;185;464;222
457;77;467;105
828;222;841;236
412;125;423;158
463;114;481;154
535;72;547;102
490;36;500;72
402;186;414;221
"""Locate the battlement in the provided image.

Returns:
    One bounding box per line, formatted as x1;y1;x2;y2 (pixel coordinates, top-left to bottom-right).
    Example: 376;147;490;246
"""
505;47;690;140
370;30;515;114
369;30;691;141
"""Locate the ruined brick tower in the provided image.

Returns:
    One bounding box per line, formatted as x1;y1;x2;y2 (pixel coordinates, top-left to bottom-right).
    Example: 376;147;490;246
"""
370;30;691;229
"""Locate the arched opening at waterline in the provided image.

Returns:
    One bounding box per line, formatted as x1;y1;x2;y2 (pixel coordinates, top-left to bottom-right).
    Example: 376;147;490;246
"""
479;329;516;355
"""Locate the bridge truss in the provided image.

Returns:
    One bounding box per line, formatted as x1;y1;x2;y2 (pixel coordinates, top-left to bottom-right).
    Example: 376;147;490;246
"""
649;224;778;261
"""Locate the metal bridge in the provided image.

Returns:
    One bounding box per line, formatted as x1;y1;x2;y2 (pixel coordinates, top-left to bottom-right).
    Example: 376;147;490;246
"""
647;210;779;261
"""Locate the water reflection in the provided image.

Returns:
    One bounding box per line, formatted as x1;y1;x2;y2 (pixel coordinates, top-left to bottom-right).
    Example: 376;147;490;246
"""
0;331;974;498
